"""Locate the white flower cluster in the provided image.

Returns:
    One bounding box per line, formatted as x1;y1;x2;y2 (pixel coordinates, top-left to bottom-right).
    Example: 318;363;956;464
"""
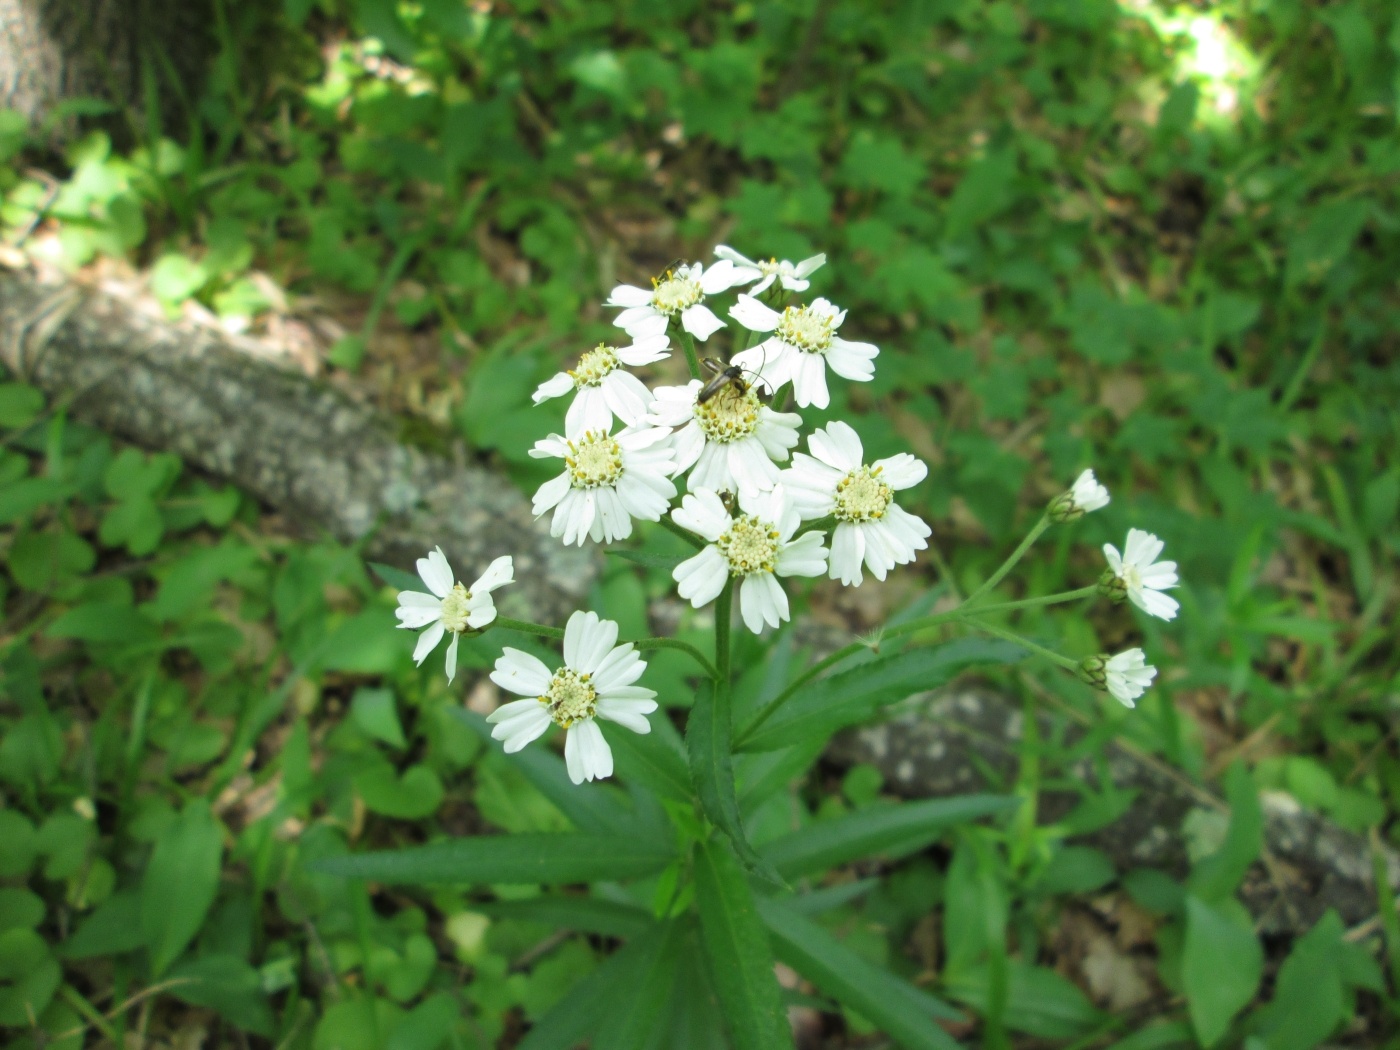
387;247;1184;783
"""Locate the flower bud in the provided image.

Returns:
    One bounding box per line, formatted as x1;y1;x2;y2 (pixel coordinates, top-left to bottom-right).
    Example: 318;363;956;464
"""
1049;469;1110;524
1077;654;1109;689
1048;491;1083;524
1098;568;1128;603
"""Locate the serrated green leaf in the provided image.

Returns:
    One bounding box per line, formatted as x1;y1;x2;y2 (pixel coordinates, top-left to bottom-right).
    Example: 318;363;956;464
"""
759;794;1016;880
737;639;1023;752
693;838;793;1050
687;679;783;886
141;800;224;977
759;897;963;1049
1182;894;1262;1047
310;833;674;885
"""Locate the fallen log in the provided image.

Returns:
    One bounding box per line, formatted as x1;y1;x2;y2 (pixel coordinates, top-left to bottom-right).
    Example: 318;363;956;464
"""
0;262;594;623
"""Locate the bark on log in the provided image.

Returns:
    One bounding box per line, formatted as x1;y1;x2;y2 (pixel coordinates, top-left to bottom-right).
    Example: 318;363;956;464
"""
827;684;1400;935
0;263;595;623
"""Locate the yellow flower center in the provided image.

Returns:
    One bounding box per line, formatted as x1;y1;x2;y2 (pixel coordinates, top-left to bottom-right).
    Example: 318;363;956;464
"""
541;668;597;728
695;385;760;443
833;467;892;522
777;304;833;354
758;258;782;275
650;272;703;316
568;345;619;388
717;514;780;576
566;431;625;489
438;582;475;632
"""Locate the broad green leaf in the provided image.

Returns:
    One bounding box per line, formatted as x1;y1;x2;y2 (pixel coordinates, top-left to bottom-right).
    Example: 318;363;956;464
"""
45;601;159;645
385;993;459;1050
693;838;793;1050
0;477;71;526
1035;845;1117;895
150;252;209;306
355;762;444;819
0;812;36;877
943;961;1101;1039
9;529;95;592
0;888;43;932
351;687;407;748
99;496;164;554
759;794;1016;880
1182;894;1262;1047
314;997;404;1050
759;898;963;1050
687;679;783;886
1249;911;1347;1050
0;928;61;1026
141;800;224;976
1188;763;1262;901
61;889;144;958
167;954;274;1036
1103;1021;1194;1050
737;639;1023;752
310;833;674;885
0;383;44;429
517;927;668;1050
477;895;653;939
450;708;636;835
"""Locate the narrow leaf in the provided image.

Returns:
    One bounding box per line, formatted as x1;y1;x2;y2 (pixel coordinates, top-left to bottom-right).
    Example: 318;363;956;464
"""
309;833;674;886
1187;762;1262;901
141;800;224;977
477;896;654;938
605;549;688;570
759;897;963;1050
592;921;682;1050
693;838;793;1050
607;723;692;804
738;639;1023;752
943;960;1101;1039
687;680;783;886
760;794;1017;880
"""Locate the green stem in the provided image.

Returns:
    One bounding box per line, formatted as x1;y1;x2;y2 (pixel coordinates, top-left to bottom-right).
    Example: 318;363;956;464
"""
492;616;566;640
632;637;719;679
961;586;1098;616
961;616;1079;671
962;514;1051;605
677;325;704;381
715;578;733;689
657;514;706;549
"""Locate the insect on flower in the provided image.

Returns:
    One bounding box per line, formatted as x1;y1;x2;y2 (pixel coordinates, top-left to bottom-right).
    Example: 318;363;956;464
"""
696;350;768;405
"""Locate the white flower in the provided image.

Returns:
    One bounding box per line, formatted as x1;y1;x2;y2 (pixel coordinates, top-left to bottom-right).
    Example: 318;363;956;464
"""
1103;529;1180;621
533;335;670;436
1051;469;1110;522
605;261;739;342
780;422;931;586
395;549;514;683
646;379;801;501
729;296;877;409
671;487;828;634
1105;648;1157;708
486;611;658;784
531;426;677;546
714;245;826;295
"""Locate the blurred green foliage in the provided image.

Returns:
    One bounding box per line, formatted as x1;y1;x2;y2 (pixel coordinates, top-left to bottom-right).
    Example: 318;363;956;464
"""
1;0;1398;1045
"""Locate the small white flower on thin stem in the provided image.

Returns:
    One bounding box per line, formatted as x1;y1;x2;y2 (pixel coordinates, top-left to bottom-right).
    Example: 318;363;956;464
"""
1051;469;1111;522
531;426;677;546
533;335;670;436
1103;529;1180;621
487;611;659;785
729;295;877;409
395;548;513;684
714;246;827;295
605;261;739;342
1105;649;1157;708
780;422;931;586
671;487;828;634
646;379;801;501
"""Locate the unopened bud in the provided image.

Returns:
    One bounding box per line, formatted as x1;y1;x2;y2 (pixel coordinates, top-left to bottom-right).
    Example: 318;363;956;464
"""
1048;491;1082;524
1097;568;1127;603
1050;469;1111;524
1077;654;1109;689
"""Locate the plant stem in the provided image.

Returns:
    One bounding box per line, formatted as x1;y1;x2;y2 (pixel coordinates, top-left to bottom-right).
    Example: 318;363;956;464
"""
492;616;566;640
632;636;719;679
962;514;1051;605
960;616;1079;671
960;586;1098;616
657;514;706;549
677;325;703;381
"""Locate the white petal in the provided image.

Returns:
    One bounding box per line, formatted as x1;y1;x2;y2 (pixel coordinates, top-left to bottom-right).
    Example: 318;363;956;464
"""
615;308;669;339
566;387;612;437
874;453;927;490
776;530;828;578
602;371;655;427
793;253;826;278
592;643;646;692
490;648;554;695
713;245;754;267
606;284;652;307
1103;543;1124;575
471;555;514;594
578;720;615;781
465;598;497;630
828;523;865;586
533;472;572;516
416;547;455;598
596;697;657;734
616;334;672;366
739;573;787;633
533;372;575;404
682;304;726;341
791;352;829;409
671;489;732;542
1124;529;1166;569
412;621;446;665
564;611;619;674
494;706;552;753
444;632;460;684
809;422;863;472
729;294;782;333
698;259;738;294
673;547;730;607
1132;588;1180;622
826;337;878;381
